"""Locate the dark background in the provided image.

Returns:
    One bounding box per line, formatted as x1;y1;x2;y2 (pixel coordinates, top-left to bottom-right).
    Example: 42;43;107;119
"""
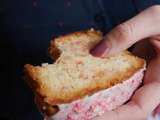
1;0;159;120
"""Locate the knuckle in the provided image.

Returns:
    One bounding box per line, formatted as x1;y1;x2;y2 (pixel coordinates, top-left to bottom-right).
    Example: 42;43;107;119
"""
149;5;160;13
130;100;148;119
135;106;148;119
115;23;134;43
149;5;160;19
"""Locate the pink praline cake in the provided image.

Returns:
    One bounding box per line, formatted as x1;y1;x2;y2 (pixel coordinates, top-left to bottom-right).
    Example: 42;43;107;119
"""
45;67;145;120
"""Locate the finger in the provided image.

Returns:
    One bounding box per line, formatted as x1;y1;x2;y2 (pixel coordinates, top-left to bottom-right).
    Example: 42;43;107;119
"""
153;104;160;117
91;5;160;57
94;82;160;120
150;35;160;56
143;56;160;84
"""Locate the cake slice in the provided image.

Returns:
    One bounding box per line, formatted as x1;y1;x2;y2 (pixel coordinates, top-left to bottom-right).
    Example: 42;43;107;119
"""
24;29;145;118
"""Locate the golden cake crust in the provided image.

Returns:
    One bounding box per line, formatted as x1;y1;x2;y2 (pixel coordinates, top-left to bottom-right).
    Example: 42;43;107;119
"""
24;29;145;116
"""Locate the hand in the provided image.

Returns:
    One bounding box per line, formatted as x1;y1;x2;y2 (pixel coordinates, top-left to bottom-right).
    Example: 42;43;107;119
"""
91;5;160;120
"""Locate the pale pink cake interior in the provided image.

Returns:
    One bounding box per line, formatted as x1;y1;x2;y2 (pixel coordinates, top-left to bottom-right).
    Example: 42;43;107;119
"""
45;67;145;120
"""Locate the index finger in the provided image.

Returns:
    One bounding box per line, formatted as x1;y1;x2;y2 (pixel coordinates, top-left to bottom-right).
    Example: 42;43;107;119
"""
91;5;160;57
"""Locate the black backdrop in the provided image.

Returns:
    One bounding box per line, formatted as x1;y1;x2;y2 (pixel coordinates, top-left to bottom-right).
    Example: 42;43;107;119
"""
1;0;159;120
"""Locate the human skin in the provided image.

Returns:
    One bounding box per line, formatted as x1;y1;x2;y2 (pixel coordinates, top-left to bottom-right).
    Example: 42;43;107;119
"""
91;5;160;120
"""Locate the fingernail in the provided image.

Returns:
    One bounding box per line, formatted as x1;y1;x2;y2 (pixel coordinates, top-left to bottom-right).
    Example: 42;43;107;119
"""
91;42;109;57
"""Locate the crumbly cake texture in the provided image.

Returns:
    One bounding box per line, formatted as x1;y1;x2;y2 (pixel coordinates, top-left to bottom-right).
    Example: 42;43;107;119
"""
24;29;146;117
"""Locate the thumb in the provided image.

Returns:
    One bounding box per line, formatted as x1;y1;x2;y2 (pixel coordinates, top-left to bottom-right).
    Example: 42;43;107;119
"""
91;5;160;57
